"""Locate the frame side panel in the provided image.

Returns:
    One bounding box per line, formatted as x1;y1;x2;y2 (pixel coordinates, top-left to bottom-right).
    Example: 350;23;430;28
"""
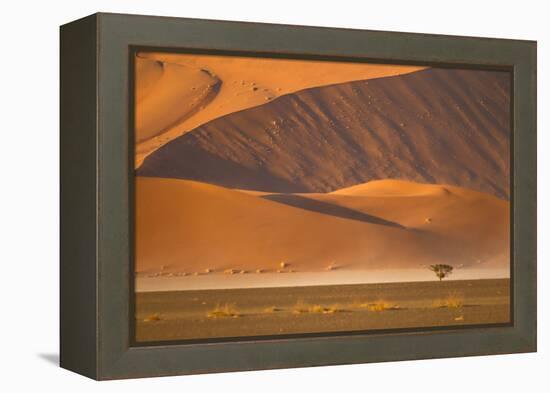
512;42;537;350
60;14;99;379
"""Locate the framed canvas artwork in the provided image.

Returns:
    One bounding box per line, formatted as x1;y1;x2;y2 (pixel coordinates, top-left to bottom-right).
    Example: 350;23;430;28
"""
60;13;536;379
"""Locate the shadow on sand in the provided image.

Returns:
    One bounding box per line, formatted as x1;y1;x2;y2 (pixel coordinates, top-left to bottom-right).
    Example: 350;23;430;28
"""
262;194;406;229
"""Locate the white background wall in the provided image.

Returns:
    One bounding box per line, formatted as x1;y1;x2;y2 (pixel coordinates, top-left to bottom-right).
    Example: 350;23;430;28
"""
0;0;546;391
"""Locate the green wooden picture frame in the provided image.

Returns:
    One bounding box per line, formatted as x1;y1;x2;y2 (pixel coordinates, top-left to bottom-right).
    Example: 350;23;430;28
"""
60;13;536;380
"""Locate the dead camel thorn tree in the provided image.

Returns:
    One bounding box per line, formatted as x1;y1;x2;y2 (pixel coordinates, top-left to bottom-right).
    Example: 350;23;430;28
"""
429;264;454;281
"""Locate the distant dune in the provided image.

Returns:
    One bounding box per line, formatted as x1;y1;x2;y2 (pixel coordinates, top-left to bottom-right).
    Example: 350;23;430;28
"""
134;52;425;166
138;68;510;199
135;177;509;281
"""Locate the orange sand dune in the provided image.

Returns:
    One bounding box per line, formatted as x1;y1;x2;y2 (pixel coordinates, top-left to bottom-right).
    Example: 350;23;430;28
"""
295;180;509;267
135;56;220;143
136;177;509;281
138;68;510;199
134;52;424;167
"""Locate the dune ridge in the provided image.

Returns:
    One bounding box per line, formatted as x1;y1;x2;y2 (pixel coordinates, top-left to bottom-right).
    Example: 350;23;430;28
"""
138;68;511;199
135;56;222;144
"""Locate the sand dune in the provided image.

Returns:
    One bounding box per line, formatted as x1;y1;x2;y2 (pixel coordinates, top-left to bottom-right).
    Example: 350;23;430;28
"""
138;68;510;199
135;56;221;144
289;180;509;263
331;179;454;197
134;52;424;166
135;177;509;284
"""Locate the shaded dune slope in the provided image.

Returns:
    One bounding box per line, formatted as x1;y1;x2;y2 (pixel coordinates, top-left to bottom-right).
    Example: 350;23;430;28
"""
138;68;510;199
134;52;424;166
136;177;509;273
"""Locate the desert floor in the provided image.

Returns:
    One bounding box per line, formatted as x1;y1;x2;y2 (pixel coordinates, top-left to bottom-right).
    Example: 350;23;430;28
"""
135;278;510;342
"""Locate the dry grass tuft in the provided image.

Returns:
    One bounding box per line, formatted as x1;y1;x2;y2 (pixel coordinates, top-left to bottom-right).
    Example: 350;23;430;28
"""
142;313;162;322
365;301;397;312
434;293;464;309
324;304;347;314
353;302;371;309
207;303;241;318
292;300;347;314
292;299;309;314
309;304;326;313
263;306;283;313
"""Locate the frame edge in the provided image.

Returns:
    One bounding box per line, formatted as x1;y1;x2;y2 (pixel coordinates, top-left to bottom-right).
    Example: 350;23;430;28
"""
60;13;100;380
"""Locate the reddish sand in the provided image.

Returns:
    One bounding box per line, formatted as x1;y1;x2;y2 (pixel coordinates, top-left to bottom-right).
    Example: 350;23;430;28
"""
134;52;425;167
138;68;510;199
135;177;509;289
135;56;220;144
134;59;510;292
